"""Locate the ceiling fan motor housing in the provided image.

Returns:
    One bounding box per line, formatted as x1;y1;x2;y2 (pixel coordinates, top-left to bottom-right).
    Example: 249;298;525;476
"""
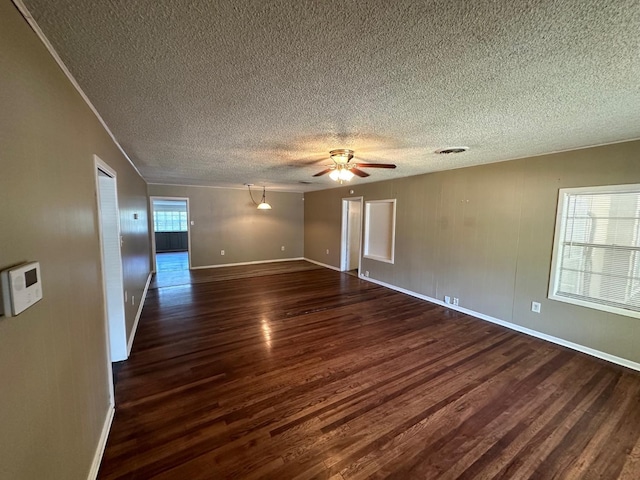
330;149;354;164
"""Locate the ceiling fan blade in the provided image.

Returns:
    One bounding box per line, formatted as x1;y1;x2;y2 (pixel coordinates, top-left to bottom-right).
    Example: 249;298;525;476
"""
298;155;328;166
350;168;370;178
355;163;397;169
312;168;333;177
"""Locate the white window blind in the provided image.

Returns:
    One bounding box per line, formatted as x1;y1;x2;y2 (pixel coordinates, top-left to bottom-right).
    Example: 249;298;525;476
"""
549;185;640;318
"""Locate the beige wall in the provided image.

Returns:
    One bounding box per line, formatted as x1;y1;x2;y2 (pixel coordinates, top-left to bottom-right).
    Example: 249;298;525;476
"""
0;2;151;479
148;184;303;267
304;140;640;364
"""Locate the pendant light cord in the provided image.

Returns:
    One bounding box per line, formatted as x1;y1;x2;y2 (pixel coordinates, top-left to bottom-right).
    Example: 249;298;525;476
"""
247;184;259;205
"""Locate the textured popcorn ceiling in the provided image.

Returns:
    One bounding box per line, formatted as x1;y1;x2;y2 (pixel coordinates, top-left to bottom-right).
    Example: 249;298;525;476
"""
21;0;640;191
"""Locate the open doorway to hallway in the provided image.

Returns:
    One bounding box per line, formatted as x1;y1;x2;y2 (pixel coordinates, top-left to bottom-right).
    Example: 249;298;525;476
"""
150;197;191;273
341;197;363;277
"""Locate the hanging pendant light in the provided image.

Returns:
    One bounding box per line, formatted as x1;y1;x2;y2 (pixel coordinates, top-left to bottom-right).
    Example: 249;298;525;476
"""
247;184;272;210
257;186;272;210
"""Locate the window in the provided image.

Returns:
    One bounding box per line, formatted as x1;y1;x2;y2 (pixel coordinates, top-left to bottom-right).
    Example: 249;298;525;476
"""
363;199;396;264
153;211;188;232
549;184;640;319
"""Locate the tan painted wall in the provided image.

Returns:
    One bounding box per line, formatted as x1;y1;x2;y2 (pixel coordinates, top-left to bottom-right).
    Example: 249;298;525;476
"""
304;140;640;364
148;184;303;267
0;2;151;479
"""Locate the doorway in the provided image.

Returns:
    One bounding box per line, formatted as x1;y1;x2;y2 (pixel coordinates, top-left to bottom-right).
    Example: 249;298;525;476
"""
150;197;191;273
341;197;363;274
95;156;127;386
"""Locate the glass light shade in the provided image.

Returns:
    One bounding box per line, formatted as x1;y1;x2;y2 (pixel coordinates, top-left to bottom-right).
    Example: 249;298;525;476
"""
257;202;272;210
329;169;340;181
339;169;354;181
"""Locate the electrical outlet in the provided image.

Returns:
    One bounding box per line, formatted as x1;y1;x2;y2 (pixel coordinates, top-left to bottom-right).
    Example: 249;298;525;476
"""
281;246;285;251
453;297;459;306
326;249;329;254
365;271;369;277
124;291;128;302
532;301;541;313
132;295;135;305
444;295;451;304
221;250;225;256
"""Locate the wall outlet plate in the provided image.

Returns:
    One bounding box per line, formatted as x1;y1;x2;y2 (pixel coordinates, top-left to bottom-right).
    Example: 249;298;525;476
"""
532;301;541;313
444;295;451;304
453;297;459;306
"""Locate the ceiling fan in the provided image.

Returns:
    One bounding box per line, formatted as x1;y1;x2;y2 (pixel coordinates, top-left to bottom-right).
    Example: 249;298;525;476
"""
313;149;397;183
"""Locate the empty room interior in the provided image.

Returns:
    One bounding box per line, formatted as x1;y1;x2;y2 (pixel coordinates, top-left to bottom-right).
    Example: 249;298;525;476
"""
2;1;640;479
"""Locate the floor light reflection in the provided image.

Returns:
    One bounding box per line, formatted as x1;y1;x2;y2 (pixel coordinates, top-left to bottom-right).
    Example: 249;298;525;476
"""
261;317;273;350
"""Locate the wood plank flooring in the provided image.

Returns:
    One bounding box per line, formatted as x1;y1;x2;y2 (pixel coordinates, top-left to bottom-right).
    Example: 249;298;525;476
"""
151;254;322;288
98;262;640;479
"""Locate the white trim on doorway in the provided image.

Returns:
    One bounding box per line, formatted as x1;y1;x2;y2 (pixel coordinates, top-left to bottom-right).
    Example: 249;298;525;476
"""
340;196;364;273
93;155;127;405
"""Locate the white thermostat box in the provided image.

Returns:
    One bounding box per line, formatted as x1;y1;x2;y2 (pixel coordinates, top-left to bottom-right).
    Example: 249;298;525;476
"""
1;262;43;317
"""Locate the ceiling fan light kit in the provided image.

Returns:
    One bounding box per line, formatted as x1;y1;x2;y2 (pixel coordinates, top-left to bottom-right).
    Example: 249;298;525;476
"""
313;149;397;183
330;149;355;164
329;166;355;183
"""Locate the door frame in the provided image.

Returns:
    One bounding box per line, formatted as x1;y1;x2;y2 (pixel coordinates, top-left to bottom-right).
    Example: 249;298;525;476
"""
340;196;364;273
149;196;192;272
94;155;125;404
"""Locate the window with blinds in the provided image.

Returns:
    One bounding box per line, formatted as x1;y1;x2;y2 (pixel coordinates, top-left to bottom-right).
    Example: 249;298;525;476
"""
153;211;188;232
549;184;640;319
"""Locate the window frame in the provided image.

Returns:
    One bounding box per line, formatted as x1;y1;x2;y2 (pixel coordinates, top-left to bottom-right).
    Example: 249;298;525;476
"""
153;210;188;232
548;183;640;320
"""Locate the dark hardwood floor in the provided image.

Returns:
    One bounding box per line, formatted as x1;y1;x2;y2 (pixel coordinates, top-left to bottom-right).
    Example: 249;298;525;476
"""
98;262;640;479
151;254;322;288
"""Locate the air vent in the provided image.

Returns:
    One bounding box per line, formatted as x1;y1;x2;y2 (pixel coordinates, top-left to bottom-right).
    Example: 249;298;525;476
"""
435;147;469;154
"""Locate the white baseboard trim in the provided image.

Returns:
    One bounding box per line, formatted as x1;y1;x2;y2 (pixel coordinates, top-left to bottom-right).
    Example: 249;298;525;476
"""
190;257;304;270
303;257;342;272
127;272;152;356
356;273;640;372
87;403;115;480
